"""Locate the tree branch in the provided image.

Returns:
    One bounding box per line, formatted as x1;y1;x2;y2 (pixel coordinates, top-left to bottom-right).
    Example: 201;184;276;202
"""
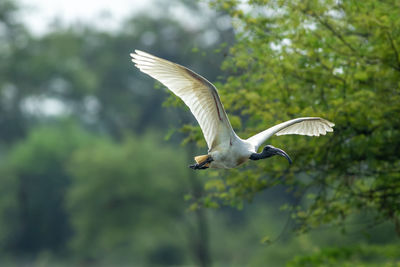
386;31;400;71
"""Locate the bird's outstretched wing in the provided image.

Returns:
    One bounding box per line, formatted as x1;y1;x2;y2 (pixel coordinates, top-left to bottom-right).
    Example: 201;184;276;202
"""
247;117;334;150
131;50;236;150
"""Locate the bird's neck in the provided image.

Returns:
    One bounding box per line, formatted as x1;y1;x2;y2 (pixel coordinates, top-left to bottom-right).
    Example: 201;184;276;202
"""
249;151;266;160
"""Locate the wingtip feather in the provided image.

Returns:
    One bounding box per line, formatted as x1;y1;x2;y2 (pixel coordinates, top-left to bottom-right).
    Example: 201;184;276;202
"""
325;120;335;127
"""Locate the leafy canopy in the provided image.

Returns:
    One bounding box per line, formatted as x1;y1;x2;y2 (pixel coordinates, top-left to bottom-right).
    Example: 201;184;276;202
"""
204;0;400;235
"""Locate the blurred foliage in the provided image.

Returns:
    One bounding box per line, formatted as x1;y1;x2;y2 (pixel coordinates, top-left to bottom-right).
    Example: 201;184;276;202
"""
0;0;234;143
0;0;31;143
287;244;400;267
0;0;234;265
206;0;400;239
0;122;94;255
0;121;194;266
66;134;189;265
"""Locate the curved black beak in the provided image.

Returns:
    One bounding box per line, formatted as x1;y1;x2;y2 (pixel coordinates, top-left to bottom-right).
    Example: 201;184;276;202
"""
273;147;292;164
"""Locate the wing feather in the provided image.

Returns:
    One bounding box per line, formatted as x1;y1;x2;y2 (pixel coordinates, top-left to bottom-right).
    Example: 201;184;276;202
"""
247;117;334;150
131;50;235;150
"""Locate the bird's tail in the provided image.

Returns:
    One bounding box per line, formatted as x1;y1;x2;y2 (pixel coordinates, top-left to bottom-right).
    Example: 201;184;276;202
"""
194;155;210;165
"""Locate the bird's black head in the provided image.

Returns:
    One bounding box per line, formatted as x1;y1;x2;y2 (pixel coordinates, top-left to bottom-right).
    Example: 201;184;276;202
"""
250;145;292;164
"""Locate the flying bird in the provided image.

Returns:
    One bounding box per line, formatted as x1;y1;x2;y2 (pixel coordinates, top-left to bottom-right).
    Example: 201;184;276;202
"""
131;50;334;170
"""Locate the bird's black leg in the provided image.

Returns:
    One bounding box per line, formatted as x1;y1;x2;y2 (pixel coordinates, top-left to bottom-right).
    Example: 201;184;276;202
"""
189;156;213;170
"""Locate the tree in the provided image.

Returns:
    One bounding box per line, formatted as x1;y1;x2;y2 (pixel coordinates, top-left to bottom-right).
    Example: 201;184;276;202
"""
66;134;191;265
205;0;400;236
0;0;31;143
0;121;94;256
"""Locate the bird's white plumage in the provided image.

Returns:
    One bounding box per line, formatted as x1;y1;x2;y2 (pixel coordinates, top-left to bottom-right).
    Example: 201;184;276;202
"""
131;50;235;150
130;50;335;169
246;117;334;150
276;118;334;136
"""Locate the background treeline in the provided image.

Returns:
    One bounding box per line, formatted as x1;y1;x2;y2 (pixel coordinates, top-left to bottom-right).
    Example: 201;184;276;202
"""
0;0;399;266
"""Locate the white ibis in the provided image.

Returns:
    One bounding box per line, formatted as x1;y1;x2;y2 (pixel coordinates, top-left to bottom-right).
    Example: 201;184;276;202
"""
131;50;334;169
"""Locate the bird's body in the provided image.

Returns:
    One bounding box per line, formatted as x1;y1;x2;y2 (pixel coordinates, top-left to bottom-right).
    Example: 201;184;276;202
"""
131;50;334;169
208;137;254;169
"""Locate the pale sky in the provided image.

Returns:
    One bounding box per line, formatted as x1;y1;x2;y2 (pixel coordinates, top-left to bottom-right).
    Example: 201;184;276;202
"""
16;0;219;116
19;0;152;35
18;0;217;35
18;0;155;115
